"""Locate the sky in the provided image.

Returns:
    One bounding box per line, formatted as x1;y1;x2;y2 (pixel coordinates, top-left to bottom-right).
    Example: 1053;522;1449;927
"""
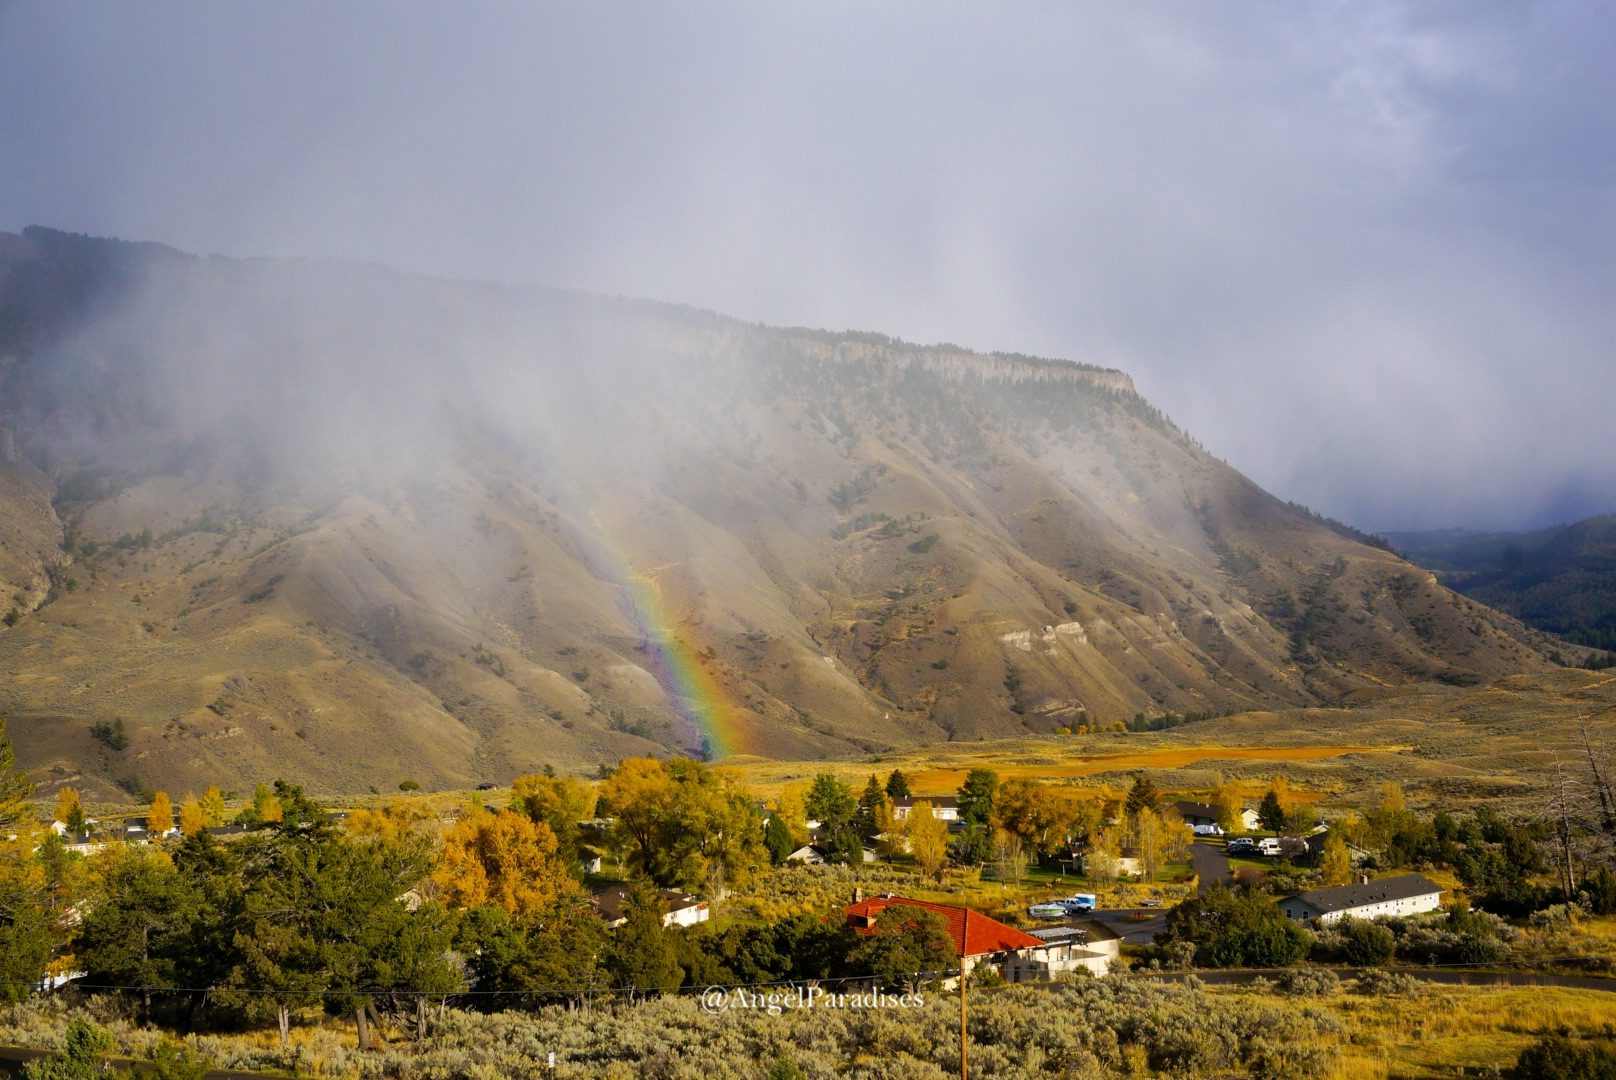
2;2;1613;531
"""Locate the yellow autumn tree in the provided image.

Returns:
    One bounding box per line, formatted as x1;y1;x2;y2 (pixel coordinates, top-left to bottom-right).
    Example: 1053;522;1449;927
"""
1320;830;1352;887
994;778;1079;857
873;796;903;858
1212;779;1245;834
57;786;86;832
147;791;174;835
905;800;950;881
346;799;428;843
251;782;282;824
1133;808;1165;880
178;795;208;837
510;773;596;859
200;786;227;826
435;808;576;919
1270;775;1293;820
774;783;811;846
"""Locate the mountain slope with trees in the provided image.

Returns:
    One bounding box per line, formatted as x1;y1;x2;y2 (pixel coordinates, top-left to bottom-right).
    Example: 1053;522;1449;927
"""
1390;516;1616;662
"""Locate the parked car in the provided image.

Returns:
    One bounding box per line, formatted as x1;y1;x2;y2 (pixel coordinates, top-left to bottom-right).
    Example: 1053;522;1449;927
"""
1140;898;1163;907
1028;903;1070;920
1225;837;1257;854
1256;837;1284;857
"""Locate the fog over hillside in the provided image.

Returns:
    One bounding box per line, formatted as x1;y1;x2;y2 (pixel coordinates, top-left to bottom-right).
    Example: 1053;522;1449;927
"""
0;230;1562;797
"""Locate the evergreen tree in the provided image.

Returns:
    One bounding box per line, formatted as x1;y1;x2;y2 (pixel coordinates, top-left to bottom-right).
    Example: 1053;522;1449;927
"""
764;814;795;865
73;845;199;1019
848;906;956;994
57;787;86;834
603;879;681;999
957;768;999;827
884;769;912;800
856;774;887;828
1124;773;1161;819
1258;789;1287;833
828;828;864;865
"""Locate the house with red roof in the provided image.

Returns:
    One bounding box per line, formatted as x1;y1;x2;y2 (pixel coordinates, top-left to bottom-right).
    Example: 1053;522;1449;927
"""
844;894;1113;983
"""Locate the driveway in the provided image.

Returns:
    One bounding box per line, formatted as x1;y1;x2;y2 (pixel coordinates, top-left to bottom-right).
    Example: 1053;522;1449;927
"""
1189;841;1230;894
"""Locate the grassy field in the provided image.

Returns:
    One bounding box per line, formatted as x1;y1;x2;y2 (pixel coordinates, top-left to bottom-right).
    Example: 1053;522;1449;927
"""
734;669;1616;819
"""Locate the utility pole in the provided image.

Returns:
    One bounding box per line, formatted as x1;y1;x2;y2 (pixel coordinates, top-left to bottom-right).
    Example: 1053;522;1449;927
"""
959;910;968;1080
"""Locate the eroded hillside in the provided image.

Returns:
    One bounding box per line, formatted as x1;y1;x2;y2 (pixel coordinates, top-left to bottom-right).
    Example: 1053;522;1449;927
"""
0;227;1560;798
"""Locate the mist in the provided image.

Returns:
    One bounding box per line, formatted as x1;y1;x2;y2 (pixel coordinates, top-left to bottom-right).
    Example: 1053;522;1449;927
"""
3;3;1614;530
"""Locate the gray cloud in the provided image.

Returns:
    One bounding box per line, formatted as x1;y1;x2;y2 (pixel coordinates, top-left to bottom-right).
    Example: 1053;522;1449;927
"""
3;2;1613;530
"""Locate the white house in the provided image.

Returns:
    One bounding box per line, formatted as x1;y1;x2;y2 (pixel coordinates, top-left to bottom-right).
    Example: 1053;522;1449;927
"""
591;885;710;929
1277;873;1445;924
788;842;878;865
891;796;960;823
1014;921;1120;979
49;821;105;856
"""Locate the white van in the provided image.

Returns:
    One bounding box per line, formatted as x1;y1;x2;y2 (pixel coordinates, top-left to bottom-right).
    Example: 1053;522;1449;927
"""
1256;837;1283;857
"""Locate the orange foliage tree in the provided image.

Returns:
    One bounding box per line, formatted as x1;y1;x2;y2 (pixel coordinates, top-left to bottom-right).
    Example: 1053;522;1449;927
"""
434;808;576;919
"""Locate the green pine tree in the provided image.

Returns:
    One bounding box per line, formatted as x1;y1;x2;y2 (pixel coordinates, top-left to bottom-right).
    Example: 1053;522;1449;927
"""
764;814;795;865
604;879;682;1000
884;769;911;800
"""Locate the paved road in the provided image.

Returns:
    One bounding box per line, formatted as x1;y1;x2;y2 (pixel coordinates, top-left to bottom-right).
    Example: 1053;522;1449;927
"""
0;1045;277;1079
1088;909;1167;945
1188;841;1230;893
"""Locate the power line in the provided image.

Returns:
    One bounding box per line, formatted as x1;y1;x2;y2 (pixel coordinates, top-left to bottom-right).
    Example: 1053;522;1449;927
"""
7;954;1616;998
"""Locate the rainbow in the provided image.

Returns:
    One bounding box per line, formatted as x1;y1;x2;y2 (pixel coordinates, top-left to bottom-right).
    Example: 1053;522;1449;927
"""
579;511;749;761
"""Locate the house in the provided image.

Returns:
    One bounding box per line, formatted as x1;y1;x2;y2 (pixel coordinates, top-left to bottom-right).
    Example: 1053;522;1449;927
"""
1172;800;1222;829
787;842;878;865
891;796;960;823
845;895;1106;984
1240;808;1261;831
1277;873;1445;924
1019;920;1120;978
49;822;105;856
592;885;710;929
1300;828;1371;867
578;846;603;875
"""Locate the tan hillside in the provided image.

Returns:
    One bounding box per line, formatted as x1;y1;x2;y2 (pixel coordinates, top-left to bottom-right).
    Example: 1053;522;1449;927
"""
0;227;1561;799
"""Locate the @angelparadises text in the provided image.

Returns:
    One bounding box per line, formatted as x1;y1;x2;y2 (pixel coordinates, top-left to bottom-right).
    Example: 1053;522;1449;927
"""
700;986;926;1015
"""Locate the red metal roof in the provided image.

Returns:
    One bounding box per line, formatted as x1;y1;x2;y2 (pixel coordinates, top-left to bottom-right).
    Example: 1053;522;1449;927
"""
844;896;1045;957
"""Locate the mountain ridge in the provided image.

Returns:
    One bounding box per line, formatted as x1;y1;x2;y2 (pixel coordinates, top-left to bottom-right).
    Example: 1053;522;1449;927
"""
0;226;1562;799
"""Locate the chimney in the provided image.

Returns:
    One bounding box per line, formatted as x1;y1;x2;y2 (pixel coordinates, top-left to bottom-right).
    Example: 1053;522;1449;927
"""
852;886;863;904
1360;873;1370;885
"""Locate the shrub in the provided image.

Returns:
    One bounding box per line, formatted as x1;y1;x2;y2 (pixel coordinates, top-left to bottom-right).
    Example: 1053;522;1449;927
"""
1274;967;1340;996
1337;917;1395;966
1352;969;1421;996
1515;1035;1616;1080
22;1018;113;1079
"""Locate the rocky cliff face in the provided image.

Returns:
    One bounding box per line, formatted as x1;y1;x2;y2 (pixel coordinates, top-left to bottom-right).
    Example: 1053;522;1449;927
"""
0;227;1559;798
